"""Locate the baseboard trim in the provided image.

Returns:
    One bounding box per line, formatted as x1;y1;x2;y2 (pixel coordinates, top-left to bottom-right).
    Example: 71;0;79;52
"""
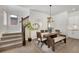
68;37;79;40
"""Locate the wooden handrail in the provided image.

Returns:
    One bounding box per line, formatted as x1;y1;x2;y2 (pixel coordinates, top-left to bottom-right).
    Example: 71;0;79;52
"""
23;16;29;20
21;16;29;46
20;16;29;22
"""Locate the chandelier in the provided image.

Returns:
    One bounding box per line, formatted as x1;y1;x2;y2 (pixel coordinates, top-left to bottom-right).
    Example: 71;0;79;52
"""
47;5;53;22
47;5;54;33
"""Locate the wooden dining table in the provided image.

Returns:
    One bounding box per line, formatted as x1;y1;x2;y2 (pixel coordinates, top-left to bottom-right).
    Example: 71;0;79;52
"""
41;32;66;50
43;33;57;38
41;32;57;38
41;32;57;47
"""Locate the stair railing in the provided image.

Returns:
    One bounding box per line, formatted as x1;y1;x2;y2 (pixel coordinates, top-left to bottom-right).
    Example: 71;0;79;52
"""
21;16;29;46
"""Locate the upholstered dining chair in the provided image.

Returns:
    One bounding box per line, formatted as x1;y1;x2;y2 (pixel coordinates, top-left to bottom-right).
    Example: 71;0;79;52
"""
47;34;66;51
36;32;47;47
55;29;60;35
40;30;44;33
45;30;48;32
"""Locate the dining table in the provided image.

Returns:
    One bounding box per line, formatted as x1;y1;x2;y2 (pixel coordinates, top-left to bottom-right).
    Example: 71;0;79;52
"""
41;32;57;38
41;32;66;49
41;32;57;48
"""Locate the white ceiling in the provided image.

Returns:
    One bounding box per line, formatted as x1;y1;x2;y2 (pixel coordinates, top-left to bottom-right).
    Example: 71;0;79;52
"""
19;5;79;15
0;5;79;15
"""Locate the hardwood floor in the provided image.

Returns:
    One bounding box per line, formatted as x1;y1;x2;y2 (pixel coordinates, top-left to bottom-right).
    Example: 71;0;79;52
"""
2;38;79;53
55;38;79;53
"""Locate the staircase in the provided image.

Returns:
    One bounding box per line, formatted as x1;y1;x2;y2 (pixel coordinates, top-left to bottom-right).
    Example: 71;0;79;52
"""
0;32;23;52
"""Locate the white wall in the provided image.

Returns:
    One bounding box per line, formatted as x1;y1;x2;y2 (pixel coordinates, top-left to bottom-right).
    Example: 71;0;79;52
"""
30;9;49;30
29;9;49;39
68;11;79;39
53;10;79;39
0;10;5;33
53;11;68;35
0;5;29;33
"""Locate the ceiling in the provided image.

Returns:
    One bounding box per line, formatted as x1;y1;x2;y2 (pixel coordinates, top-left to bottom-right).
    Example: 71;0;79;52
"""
19;5;79;15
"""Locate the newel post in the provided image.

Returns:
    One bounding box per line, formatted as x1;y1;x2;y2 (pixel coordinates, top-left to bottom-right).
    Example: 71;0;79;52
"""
21;17;26;46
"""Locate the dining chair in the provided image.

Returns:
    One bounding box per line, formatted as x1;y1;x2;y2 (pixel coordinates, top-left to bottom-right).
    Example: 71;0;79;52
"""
55;29;61;35
36;32;47;47
45;30;48;32
40;30;44;33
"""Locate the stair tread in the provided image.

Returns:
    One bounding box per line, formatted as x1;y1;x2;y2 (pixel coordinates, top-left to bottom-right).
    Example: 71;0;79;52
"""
0;41;22;48
1;35;22;40
2;35;22;38
0;32;23;51
3;32;22;35
0;38;22;43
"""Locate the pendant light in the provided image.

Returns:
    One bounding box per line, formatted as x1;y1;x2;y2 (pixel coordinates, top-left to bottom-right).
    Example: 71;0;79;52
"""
47;5;52;22
47;5;54;22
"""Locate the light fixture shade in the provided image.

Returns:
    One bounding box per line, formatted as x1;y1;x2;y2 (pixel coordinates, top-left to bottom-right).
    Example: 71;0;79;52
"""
47;17;53;22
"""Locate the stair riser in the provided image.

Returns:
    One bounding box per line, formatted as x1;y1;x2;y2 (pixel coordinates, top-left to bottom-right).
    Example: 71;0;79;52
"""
3;33;22;36
0;43;22;52
1;36;22;40
3;35;22;37
0;39;22;45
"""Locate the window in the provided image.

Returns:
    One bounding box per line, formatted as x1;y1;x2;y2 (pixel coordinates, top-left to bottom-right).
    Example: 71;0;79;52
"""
10;15;18;25
3;11;7;26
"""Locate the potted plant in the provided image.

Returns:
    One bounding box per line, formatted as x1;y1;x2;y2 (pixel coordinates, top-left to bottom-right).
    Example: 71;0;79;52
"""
25;20;34;42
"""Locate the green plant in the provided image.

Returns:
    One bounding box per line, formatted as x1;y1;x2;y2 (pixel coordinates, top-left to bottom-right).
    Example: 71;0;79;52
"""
25;21;34;38
25;21;34;31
